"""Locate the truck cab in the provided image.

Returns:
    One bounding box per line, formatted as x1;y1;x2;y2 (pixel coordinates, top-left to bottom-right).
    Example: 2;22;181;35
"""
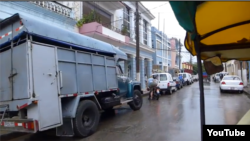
113;47;143;101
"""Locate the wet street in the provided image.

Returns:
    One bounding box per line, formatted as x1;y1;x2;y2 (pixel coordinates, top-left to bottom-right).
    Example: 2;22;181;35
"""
1;81;250;141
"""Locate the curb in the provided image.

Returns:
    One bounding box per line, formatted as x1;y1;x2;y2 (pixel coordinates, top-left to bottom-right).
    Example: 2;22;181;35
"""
243;89;250;99
243;89;250;95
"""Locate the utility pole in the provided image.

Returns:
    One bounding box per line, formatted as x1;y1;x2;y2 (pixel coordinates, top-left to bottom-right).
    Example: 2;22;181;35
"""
162;19;165;72
179;39;181;70
190;54;192;64
240;61;243;81
135;2;140;81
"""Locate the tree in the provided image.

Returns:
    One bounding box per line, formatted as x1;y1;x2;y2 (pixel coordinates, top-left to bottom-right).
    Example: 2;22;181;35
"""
192;62;205;75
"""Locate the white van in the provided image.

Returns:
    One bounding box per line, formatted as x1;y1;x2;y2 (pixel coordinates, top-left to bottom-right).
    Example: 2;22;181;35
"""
178;73;193;85
152;73;176;94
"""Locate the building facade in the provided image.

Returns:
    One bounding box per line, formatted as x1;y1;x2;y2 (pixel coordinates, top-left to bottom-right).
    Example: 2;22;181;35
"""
0;1;77;31
182;62;193;74
76;2;155;90
151;26;171;73
226;60;249;86
169;37;181;76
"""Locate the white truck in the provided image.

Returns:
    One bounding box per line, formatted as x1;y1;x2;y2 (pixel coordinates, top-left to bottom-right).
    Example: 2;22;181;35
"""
0;13;143;137
151;73;176;94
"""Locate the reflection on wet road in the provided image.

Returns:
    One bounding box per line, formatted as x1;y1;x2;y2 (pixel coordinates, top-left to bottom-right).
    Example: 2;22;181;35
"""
1;81;250;141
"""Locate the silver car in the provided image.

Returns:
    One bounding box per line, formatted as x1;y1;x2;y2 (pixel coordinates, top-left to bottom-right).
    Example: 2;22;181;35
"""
219;75;244;93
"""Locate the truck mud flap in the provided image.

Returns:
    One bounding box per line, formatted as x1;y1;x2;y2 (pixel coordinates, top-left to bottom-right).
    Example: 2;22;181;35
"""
56;118;74;137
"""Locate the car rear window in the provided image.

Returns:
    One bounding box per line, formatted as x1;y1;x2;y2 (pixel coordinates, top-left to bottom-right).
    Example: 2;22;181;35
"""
160;74;167;81
183;74;187;77
223;76;240;80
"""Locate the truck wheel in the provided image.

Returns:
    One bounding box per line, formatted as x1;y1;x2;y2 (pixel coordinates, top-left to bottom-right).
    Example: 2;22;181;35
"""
129;90;143;111
73;100;100;137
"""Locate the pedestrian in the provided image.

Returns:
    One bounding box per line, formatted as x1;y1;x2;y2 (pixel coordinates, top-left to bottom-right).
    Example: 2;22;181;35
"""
220;73;223;80
179;74;184;84
147;75;159;100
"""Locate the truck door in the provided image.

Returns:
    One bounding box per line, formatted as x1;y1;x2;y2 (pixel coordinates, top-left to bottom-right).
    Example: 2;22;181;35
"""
32;44;62;130
116;65;127;96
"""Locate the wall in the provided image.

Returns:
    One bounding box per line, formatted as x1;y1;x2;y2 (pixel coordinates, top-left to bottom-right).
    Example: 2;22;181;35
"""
0;2;76;31
151;26;170;70
170;39;177;67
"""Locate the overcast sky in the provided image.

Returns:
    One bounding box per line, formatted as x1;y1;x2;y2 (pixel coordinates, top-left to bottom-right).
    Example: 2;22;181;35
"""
142;1;196;63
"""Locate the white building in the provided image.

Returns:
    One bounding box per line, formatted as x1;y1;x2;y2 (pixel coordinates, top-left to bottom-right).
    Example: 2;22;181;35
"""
73;2;155;90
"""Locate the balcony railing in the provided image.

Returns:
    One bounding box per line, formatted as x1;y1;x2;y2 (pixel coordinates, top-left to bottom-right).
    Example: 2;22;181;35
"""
30;1;72;17
102;23;130;36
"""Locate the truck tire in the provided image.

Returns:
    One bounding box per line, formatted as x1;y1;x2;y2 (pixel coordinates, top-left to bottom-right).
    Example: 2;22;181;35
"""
129;90;143;111
73;100;100;137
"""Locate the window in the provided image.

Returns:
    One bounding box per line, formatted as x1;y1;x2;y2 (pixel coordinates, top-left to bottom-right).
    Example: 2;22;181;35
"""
123;6;130;35
156;40;161;49
183;74;187;78
160;74;167;81
143;20;147;45
223;76;240;80
116;66;122;75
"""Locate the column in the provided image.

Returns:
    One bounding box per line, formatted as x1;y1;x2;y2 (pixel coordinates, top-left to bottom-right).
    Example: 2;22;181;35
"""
124;61;128;76
128;54;136;80
140;57;146;90
147;24;152;48
249;61;250;84
139;19;143;44
146;58;153;77
129;10;134;39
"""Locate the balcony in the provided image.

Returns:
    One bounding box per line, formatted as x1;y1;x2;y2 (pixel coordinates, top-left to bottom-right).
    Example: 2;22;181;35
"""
79;22;130;47
30;1;72;18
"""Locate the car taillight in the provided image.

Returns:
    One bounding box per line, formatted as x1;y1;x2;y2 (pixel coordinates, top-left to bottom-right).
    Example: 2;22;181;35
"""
221;82;226;84
239;82;243;85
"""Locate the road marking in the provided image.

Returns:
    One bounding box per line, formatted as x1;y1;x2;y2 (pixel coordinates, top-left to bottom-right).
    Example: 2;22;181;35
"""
237;109;250;124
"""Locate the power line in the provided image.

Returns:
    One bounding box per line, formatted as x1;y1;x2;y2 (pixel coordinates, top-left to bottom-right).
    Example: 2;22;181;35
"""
93;2;169;27
140;2;168;14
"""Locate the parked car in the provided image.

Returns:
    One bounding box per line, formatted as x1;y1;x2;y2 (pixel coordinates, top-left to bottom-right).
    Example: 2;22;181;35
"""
152;73;176;94
220;75;244;93
173;77;183;90
213;73;221;82
192;75;198;82
178;73;192;85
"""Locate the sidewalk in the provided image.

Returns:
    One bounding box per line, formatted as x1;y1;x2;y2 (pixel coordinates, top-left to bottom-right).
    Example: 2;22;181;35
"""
243;83;250;96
